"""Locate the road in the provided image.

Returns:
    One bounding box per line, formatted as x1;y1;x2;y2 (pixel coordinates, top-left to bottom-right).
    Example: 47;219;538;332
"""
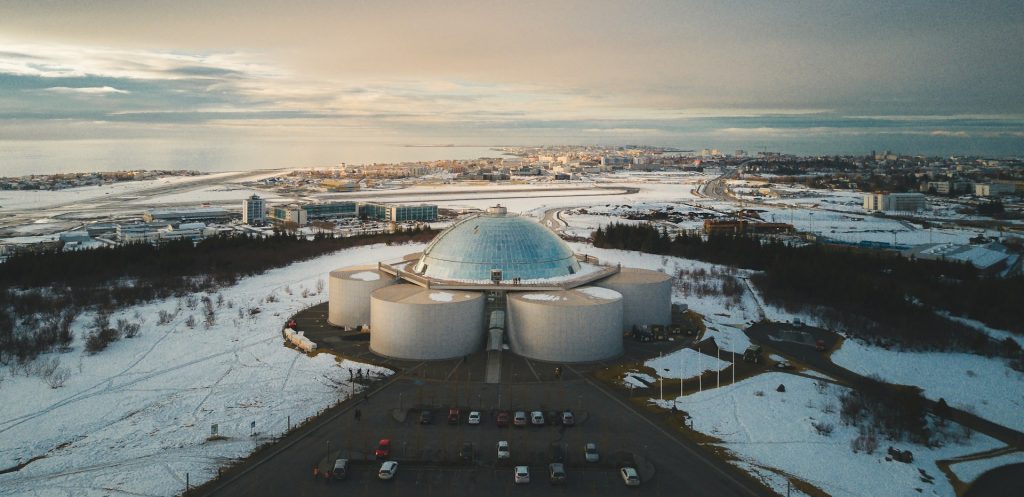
745;322;1024;450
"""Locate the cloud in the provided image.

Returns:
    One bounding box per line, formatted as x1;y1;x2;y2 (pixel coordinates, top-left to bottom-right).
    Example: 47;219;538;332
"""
43;85;129;94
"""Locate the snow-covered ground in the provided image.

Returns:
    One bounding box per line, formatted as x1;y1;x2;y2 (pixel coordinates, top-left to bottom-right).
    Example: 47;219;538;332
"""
949;451;1024;484
833;339;1024;433
0;242;423;497
938;311;1024;348
664;372;1003;497
645;348;731;379
0;172;246;211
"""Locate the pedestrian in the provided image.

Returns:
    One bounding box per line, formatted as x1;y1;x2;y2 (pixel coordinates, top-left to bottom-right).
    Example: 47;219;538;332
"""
312;465;319;479
354;408;362;421
324;470;332;482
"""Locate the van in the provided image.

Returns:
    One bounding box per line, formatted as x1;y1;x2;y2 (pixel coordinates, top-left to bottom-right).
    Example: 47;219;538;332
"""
332;459;349;480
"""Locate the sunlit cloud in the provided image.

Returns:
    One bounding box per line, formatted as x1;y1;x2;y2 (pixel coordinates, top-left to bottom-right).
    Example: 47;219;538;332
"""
42;86;129;95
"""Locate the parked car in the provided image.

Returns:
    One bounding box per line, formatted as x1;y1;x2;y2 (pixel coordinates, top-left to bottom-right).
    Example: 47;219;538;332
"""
448;408;460;424
374;439;391;459
514;465;530;484
497;440;511;460
561;410;575;426
496;410;510;427
513;411;527;427
774;360;792;370
419;410;432;424
530;411;545;426
468;411;481;425
548;463;566;484
378;461;398;480
815;339;827;352
460;442;474;462
620;467;640;487
332;459;349;480
584;443;599;463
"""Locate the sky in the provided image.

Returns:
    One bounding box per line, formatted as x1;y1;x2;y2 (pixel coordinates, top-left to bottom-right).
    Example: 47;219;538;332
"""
1;0;1023;173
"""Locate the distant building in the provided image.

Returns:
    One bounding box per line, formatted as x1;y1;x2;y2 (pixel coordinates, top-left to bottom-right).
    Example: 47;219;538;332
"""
358;202;437;222
242;194;267;226
303;201;357;220
269;205;308;226
863;193;926;212
975;183;1016;197
145;207;234;224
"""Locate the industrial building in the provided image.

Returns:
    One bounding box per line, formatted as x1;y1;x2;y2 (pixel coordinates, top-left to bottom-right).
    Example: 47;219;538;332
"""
143;206;234;223
863;192;927;212
326;205;673;363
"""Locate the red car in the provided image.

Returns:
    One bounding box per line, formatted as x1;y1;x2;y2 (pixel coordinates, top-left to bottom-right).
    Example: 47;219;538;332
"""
448;408;460;424
374;439;391;459
496;410;510;427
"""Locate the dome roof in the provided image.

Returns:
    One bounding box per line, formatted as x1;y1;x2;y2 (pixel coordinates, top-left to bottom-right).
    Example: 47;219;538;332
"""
413;209;581;281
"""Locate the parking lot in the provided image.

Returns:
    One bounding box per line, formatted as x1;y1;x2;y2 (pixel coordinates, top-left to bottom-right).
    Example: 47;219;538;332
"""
193;304;772;497
199;356;771;497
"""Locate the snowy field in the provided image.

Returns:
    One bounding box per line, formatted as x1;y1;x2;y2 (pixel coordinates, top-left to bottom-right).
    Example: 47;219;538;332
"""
832;339;1024;433
0;242;423;497
645;348;731;379
0;172;247;211
949;451;1024;484
664;372;1003;497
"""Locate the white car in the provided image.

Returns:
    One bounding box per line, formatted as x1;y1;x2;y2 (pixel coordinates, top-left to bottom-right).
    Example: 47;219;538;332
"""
378;461;398;480
497;440;511;460
530;411;545;426
468;411;481;425
513;411;527;426
620;466;640;486
514;465;530;484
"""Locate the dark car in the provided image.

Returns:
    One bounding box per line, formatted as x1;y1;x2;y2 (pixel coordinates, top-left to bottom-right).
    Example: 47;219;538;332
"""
448;408;460;424
419;410;432;424
460;442;474;462
496;410;510;427
548;463;566;484
374;439;391;459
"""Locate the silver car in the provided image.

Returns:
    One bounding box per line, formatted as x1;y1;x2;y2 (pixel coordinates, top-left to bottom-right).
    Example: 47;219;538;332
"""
584;442;599;463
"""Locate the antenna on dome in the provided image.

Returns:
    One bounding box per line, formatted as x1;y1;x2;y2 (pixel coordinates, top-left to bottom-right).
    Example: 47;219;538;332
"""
487;204;507;215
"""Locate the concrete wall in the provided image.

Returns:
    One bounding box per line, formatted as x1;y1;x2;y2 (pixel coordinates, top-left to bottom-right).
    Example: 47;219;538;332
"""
328;265;398;329
369;285;485;360
507;289;623;363
593;268;673;331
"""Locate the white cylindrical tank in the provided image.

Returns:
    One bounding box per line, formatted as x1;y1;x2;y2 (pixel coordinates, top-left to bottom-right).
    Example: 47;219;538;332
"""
328;265;398;329
593;267;672;331
507;286;624;363
369;284;485;360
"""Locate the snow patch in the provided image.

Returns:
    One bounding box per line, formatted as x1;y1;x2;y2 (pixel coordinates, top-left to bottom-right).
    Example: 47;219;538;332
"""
429;291;455;302
577;286;621;300
645;348;731;379
349;271;381;281
522;293;565;301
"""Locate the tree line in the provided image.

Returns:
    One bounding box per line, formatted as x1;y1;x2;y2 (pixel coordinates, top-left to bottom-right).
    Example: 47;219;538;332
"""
593;222;1023;359
0;227;437;363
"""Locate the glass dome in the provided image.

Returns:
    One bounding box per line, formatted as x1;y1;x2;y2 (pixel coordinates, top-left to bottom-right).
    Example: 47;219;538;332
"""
413;209;581;281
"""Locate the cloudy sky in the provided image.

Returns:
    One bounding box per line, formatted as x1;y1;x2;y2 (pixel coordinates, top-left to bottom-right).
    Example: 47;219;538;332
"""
1;0;1022;171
